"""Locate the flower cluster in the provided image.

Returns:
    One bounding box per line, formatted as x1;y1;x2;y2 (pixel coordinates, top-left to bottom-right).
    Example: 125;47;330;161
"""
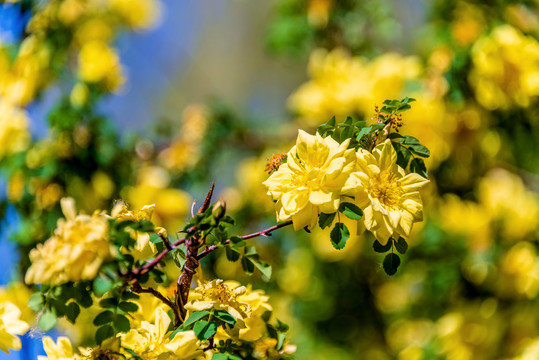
265;130;429;245
25;198;115;286
288;48;421;126
264;130;356;231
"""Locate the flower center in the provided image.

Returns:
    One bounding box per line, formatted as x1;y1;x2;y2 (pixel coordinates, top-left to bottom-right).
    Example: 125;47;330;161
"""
370;170;403;208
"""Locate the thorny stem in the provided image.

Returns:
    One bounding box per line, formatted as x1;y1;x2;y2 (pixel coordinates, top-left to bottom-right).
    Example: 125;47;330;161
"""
176;183;215;319
122;183;293;328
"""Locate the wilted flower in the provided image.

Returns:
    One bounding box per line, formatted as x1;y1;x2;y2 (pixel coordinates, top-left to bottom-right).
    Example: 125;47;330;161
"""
264;130;355;230
343;140;429;244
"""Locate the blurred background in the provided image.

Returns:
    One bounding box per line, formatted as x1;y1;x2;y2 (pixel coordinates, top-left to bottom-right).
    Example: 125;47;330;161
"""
1;0;539;359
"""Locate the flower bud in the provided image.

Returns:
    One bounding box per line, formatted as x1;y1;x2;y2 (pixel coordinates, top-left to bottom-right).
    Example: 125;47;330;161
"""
212;201;226;220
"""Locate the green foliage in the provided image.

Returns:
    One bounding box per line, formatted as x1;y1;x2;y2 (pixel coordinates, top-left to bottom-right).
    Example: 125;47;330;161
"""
330;222;350;250
383;253;401;276
339;202;363;220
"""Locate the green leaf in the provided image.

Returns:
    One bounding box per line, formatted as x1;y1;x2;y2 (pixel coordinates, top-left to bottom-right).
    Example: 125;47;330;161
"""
253;260;272;282
356;126;371;141
65;302;80;324
94;310;114;326
93;275;113;297
225;246;241;262
118;301;139;313
28;293;43;312
241;257;255;275
214;310;236;326
399;135;420;145
172;247;187;268
99;298;118;309
212;353;229;360
318;212;336;229
330;223;349;250
132;219;154;232
183;311;210;328
193;320;218;340
339;202;363;220
373;239;392;253
95;325;115;344
408;144;431;158
410;158;428;178
150;233;163;244
395;237;408;254
38;310;57;332
383;253;401;276
113;314;131;332
121;292;140;301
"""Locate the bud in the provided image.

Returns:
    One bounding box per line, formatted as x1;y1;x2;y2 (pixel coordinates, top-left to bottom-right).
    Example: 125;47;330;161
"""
212;201;226;220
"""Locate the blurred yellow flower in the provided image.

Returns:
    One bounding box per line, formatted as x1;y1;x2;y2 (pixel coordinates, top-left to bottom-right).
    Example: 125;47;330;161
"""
469;24;539;110
25;198;115;286
0;100;30;161
343;140;429;244
110;0;161;30
121;308;202;359
263;130;355;230
288;48;421;126
0;301;29;354
38;336;78;360
478;168;539;240
78;41;124;91
124;166;192;231
499;242;539;299
0;284;33;325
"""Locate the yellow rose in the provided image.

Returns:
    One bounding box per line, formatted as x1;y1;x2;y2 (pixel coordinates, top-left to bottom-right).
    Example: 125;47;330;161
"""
263;130;355;230
343;140;429;244
25;198;115;286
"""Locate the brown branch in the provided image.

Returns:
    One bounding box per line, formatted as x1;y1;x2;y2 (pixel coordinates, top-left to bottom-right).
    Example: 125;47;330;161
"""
131;282;182;325
196;220;293;260
176;184;215;319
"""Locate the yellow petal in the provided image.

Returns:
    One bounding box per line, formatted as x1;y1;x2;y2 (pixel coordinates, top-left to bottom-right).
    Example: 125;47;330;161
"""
400;173;429;192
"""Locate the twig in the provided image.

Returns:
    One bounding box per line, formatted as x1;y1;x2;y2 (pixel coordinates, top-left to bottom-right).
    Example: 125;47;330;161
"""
131;237;185;277
196;220;293;260
131;283;183;325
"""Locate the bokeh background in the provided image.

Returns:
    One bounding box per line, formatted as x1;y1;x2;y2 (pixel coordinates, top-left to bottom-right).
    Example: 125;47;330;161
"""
1;0;539;359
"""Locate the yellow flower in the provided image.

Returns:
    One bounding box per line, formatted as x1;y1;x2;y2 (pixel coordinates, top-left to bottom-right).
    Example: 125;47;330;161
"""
263;130;355;231
288;48;421;126
25;198;115;286
78;41;124;91
121;308;202;359
469;24;539;110
343;140;429;244
478;168;539;240
0;301;29;354
0;100;30;161
185;280;272;342
38;336;78;360
111;202;163;260
110;0;161;30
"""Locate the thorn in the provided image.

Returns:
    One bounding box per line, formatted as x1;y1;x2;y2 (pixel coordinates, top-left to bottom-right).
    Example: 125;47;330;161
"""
197;183;215;215
191;200;196;218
